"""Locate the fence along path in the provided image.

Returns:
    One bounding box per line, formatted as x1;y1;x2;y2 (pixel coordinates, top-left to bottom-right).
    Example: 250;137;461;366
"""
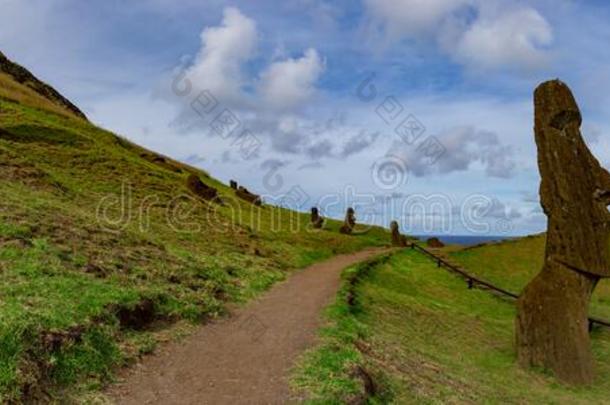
408;243;610;330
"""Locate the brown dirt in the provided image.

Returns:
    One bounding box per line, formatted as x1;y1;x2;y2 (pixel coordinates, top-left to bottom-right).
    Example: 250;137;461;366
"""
106;248;392;404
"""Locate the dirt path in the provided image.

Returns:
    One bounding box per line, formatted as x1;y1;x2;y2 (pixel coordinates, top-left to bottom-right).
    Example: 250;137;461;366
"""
106;248;391;404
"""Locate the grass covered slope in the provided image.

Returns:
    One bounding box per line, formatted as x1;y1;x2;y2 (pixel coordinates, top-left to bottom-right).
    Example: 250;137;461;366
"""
294;250;610;403
0;76;387;401
449;235;610;320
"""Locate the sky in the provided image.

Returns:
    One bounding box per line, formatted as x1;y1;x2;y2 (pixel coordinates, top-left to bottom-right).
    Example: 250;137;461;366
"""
2;0;610;236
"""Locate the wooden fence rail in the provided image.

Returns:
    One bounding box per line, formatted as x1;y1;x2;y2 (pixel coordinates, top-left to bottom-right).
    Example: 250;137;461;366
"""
409;243;610;330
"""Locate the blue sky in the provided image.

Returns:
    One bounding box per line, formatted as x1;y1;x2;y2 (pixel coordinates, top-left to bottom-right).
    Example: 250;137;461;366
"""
2;0;610;236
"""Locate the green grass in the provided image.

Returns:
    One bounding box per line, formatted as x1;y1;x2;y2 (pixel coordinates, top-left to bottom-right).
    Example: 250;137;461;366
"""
0;84;389;402
293;250;610;403
449;235;610;320
292;256;393;404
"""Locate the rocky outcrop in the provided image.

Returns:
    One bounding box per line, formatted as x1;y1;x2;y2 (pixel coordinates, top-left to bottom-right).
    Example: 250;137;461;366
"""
236;186;262;206
0;50;87;120
186;174;218;201
426;237;445;248
227;180;262;206
516;80;610;385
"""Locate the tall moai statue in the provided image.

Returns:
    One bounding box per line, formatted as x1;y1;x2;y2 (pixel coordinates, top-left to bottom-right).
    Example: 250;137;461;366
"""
340;208;356;234
516;80;610;385
390;221;406;247
311;207;324;229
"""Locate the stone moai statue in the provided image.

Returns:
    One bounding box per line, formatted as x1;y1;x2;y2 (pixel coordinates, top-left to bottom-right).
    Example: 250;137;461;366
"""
311;207;324;229
390;221;406;247
229;180;238;190
340;207;356;234
516;80;610;385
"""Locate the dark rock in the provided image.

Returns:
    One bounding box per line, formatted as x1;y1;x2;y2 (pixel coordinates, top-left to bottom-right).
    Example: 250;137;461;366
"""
230;180;238;190
426;237;445;248
236;186;262;206
186;174;218;201
347;365;377;404
117;299;156;330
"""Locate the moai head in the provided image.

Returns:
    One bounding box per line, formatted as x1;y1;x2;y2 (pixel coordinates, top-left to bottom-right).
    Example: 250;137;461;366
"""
534;80;610;277
346;207;356;227
230;180;238;190
340;208;356;234
390;221;399;233
311;207;324;229
390;220;403;246
311;207;319;220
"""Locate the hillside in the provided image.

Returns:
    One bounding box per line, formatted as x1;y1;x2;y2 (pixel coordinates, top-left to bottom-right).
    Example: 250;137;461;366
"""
293;248;610;403
0;51;86;120
0;54;388;402
449;235;610;320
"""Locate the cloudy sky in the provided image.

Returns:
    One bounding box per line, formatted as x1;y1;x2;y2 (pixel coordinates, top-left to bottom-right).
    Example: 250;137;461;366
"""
2;0;609;236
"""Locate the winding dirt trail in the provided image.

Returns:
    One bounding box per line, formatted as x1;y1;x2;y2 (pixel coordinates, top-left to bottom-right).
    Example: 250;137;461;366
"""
106;248;391;404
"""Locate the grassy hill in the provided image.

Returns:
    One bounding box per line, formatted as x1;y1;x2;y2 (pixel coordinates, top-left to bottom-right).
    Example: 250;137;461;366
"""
293;248;610;403
0;53;388;402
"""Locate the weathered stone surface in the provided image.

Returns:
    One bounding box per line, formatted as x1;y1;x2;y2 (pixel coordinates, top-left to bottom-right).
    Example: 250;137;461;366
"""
340;208;356;235
311;207;324;229
390;221;407;247
516;80;610;385
236;186;262;206
186;174;218;201
426;237;444;248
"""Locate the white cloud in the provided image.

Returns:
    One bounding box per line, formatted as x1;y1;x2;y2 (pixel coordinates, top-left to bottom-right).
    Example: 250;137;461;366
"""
364;0;553;72
364;0;472;39
172;5;327;157
184;7;257;102
390;126;516;178
451;7;553;71
259;48;325;111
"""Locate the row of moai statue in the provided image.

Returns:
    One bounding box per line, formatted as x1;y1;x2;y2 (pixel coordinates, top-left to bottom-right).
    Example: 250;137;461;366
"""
310;207;408;247
309;206;353;233
229;180;262;206
307;80;604;386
